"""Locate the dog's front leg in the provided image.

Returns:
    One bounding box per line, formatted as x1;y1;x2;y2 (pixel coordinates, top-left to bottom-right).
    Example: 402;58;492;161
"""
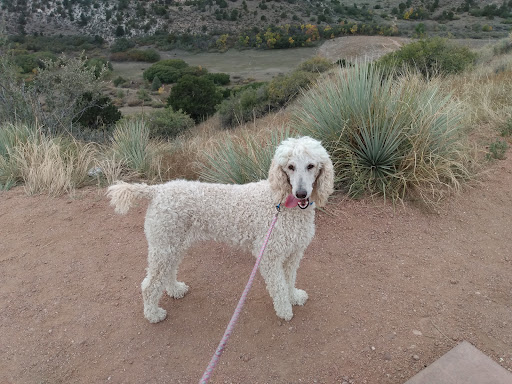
258;256;293;321
284;251;308;306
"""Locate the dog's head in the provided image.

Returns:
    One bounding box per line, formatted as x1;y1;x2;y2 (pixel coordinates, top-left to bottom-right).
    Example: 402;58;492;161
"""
269;136;334;208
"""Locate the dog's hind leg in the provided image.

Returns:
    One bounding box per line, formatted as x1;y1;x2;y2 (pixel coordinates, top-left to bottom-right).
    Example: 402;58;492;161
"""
165;265;189;299
141;245;185;323
284;251;308;306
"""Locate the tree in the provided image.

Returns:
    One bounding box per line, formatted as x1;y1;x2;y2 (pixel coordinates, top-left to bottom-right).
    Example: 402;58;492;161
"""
31;54;112;134
151;75;162;91
73;92;121;130
167;75;222;122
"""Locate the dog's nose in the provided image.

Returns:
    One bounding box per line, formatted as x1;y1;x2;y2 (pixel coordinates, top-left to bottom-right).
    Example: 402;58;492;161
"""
295;190;307;199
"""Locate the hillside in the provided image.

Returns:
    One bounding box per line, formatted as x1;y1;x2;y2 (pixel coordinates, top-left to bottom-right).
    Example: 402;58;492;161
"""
1;0;511;43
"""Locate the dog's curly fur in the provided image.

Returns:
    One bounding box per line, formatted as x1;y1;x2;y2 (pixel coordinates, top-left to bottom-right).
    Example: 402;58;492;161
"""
107;136;334;323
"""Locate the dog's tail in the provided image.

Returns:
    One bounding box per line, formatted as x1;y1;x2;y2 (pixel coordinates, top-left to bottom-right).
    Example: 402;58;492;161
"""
107;181;153;215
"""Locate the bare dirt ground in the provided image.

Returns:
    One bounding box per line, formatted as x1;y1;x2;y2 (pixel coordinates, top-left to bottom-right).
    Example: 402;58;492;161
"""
1;149;511;384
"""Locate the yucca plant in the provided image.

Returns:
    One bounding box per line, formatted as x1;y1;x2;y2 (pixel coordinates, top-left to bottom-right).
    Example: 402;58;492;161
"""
198;129;290;184
111;119;165;178
291;62;473;206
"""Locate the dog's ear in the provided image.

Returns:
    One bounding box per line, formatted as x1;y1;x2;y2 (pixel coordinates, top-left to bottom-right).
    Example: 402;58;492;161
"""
311;157;334;207
268;159;290;204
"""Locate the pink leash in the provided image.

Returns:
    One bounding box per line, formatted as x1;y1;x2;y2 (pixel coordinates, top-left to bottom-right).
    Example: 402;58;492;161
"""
199;206;281;383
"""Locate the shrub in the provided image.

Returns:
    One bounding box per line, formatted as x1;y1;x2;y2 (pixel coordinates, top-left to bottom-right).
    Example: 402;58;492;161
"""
205;72;231;85
144;107;195;139
13;51;57;73
167;75;223;122
73;92;122;130
180;65;209;77
377;37;478;78
137;88;152;102
217;86;269;127
85;57;113;78
111;38;135;52
110;48;161;62
143;59;189;83
113;76;127;87
151;76;162;91
0;53;110;135
297;56;333;73
267;70;315;106
291;62;473;206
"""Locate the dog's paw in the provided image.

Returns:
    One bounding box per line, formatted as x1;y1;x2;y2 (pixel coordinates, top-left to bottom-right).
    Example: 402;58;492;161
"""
275;305;293;322
144;307;167;323
290;289;308;306
167;281;189;299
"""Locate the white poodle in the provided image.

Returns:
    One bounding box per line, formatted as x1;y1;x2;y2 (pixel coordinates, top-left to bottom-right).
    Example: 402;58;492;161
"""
107;136;334;323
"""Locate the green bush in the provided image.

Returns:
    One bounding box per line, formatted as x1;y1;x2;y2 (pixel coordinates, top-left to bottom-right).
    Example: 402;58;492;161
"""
144;107;195;139
0;53;110;136
8;34;103;53
143;59;189;83
144;65;181;84
85;57;113;78
151;76;162;91
73;92;122;130
377;37;478;78
110;38;135;53
180;65;209;77
110;48;161;62
217;86;269;127
113;76;127;87
267;70;315;106
291;62;473;206
297;56;333;73
167;75;223;122
205;72;231;85
13;51;57;73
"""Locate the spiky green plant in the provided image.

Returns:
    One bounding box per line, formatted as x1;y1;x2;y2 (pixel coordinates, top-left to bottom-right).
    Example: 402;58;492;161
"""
291;62;473;206
111;119;165;178
198;129;290;184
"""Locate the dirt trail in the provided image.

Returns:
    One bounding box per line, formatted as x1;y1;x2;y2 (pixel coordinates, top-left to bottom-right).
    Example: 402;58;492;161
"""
1;153;511;383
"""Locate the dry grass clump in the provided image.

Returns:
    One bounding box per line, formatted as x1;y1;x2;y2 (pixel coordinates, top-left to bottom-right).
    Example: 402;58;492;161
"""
12;134;97;196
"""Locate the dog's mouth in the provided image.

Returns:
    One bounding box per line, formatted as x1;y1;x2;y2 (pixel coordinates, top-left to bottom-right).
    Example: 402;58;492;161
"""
285;194;310;209
298;198;310;209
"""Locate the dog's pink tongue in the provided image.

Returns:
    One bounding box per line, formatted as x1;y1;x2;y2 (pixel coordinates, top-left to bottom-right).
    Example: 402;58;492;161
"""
285;194;300;208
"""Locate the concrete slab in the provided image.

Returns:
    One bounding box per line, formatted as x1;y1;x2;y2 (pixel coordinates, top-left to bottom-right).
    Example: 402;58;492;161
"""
404;341;512;384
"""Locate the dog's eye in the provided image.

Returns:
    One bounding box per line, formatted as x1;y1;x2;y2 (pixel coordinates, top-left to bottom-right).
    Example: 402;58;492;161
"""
288;165;295;171
307;164;315;170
